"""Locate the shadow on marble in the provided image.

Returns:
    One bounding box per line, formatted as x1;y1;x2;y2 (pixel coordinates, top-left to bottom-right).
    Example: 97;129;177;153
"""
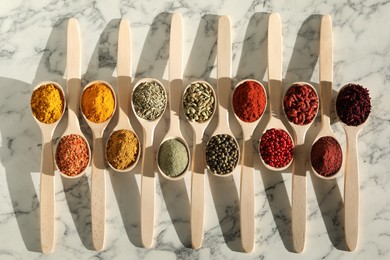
109;167;142;247
0;78;41;252
310;171;347;250
208;173;242;252
159;176;191;247
61;175;93;250
0;18;73;253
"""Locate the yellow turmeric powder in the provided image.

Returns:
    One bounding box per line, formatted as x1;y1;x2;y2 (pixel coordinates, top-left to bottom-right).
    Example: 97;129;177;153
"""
31;83;64;124
81;82;115;123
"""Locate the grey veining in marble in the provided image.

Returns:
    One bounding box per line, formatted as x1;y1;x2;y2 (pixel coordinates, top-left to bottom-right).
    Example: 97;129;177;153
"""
0;0;389;259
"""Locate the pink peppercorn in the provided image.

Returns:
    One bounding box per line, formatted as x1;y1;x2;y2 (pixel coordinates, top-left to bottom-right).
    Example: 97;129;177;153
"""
259;128;294;168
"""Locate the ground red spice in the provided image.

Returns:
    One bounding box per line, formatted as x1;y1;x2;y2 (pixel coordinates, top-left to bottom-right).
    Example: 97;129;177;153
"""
233;80;266;123
259;128;294;168
56;134;89;176
311;136;342;177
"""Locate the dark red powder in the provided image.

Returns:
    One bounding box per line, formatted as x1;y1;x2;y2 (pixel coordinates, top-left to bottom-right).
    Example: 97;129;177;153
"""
233;80;266;123
259;128;294;168
311;136;342;177
336;83;371;126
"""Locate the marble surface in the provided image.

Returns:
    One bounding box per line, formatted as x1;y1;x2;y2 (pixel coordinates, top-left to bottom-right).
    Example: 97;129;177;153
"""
0;0;389;259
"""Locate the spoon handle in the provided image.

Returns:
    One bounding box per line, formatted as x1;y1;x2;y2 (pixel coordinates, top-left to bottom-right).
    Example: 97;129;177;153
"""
91;133;106;251
292;134;307;253
268;13;283;117
319;15;333;127
169;13;183;130
117;19;132;126
344;129;359;251
240;137;255;253
191;133;205;249
40;135;55;254
217;16;232;127
67;19;82;128
141;129;156;248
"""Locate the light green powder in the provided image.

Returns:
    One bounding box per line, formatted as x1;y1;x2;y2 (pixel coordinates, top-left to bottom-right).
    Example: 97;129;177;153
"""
158;139;189;177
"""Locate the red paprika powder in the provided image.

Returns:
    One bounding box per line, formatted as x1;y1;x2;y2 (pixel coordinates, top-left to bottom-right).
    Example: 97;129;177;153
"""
233;80;266;123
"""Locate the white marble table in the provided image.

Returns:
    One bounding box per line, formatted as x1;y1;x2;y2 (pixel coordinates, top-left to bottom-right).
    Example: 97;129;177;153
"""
0;0;389;259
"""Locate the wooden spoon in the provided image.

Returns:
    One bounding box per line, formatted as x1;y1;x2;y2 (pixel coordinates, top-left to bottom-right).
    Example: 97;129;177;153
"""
283;82;319;253
157;13;190;180
205;15;240;177
310;15;343;180
337;83;369;251
259;13;293;171
184;80;216;249
232;79;267;253
106;19;141;172
31;81;65;254
132;78;167;248
57;18;91;180
81;80;116;251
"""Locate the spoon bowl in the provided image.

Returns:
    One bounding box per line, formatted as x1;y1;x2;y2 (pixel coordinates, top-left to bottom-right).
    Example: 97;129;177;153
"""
31;81;65;254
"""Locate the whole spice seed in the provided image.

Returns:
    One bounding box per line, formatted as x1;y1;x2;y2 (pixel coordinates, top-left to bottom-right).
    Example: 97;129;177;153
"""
311;136;342;177
336;83;371;126
158;139;189;177
31;83;64;124
259;128;294;168
81;82;115;123
183;82;215;123
106;130;139;170
284;83;319;125
133;81;167;121
233;80;266;123
205;134;239;175
56;134;89;176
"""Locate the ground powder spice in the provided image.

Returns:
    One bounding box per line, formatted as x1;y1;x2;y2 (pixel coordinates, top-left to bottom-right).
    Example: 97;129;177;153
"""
311;136;342;177
82;82;115;123
158;139;189;177
56;134;89;176
106;130;139;170
233;80;266;123
31;83;64;124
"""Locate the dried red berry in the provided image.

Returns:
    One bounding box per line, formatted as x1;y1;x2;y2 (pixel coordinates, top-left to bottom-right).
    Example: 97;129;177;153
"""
259;128;294;168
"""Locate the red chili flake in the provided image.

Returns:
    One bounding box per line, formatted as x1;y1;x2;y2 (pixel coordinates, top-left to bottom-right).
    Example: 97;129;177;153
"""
56;134;89;176
259;128;294;168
